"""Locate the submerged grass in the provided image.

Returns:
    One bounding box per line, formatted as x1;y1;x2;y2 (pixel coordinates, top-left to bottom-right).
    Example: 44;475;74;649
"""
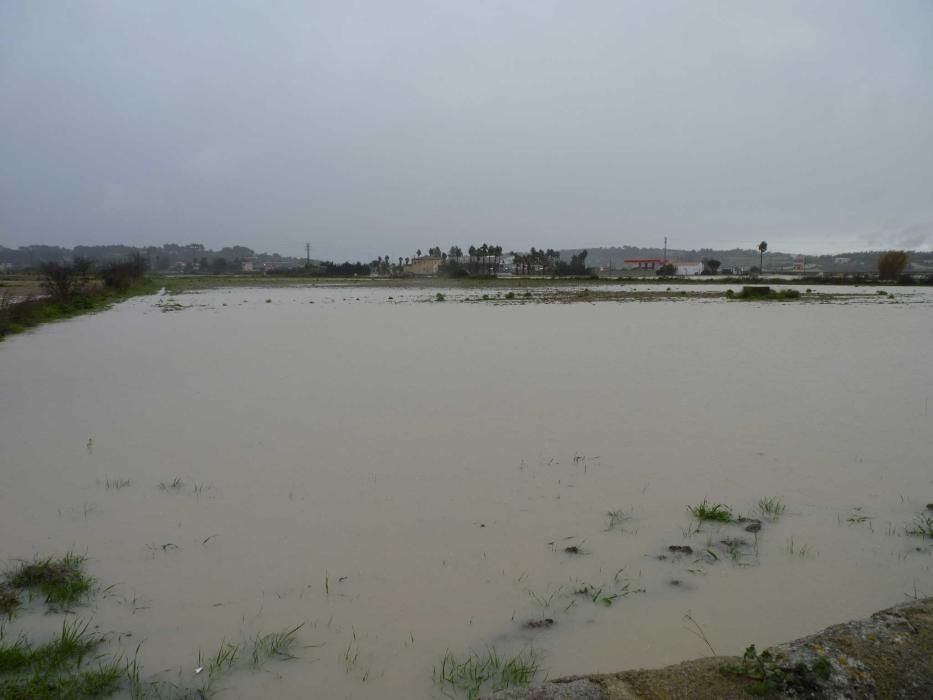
906;515;933;538
0;618;119;699
606;508;635;532
158;478;185;491
786;538;815;559
131;624;308;699
756;497;786;520
435;647;541;699
0;587;18;618
5;553;92;608
688;500;734;523
0;618;101;674
249;623;304;667
1;661;122;700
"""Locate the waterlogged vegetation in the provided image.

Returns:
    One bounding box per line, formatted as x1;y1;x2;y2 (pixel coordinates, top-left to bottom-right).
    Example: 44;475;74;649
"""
756;497;787;521
147;273;921;307
906;514;933;538
728;286;803;301
157;477;185;491
0;618;122;700
0;258;155;341
4;554;93;610
0;554;312;699
2;285;932;698
719;644;831;697
0;459;927;698
435;647;541;699
606;508;635;533
688;500;735;523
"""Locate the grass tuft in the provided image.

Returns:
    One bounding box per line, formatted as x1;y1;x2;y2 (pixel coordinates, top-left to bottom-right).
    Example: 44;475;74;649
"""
756;497;786;520
0;661;121;699
688;500;734;523
0;618;102;675
606;508;634;532
786;538;815;558
435;647;541;699
249;623;304;668
157;478;184;491
906;515;933;538
5;553;92;608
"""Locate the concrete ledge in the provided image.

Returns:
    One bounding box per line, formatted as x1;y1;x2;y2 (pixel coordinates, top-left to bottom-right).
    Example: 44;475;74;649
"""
483;596;933;699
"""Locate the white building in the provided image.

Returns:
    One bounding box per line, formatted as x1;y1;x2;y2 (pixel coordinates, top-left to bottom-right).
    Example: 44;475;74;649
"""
674;262;704;276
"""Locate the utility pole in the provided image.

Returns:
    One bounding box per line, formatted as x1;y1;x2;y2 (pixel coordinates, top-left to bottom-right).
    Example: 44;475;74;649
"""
663;236;667;264
305;242;311;267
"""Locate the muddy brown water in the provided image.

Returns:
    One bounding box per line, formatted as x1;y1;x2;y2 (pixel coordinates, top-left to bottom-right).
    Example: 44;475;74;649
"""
1;285;931;698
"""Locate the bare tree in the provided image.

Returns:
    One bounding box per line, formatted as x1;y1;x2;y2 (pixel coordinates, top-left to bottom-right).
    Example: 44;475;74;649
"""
40;262;82;301
877;250;909;280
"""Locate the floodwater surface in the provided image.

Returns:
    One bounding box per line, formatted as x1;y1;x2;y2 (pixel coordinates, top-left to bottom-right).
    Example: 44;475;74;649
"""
1;285;931;698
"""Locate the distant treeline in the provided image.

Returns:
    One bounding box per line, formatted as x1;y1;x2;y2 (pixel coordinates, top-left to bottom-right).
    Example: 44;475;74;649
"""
267;261;371;276
560;245;933;274
0;243;300;271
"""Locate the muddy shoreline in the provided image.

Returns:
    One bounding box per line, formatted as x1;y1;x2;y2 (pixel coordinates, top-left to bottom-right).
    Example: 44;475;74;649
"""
485;596;933;699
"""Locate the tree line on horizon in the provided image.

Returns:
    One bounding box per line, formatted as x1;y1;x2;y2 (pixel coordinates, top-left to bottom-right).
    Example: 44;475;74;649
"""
1;242;925;279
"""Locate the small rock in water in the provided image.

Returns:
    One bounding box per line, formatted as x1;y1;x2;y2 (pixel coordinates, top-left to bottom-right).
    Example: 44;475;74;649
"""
927;503;933;511
668;545;693;554
564;545;582;554
744;521;763;533
669;579;682;587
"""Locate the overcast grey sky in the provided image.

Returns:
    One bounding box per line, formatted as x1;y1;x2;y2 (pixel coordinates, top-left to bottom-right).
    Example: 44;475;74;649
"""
2;1;932;259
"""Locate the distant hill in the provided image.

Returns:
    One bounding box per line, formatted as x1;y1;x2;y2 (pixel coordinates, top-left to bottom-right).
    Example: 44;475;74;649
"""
559;246;933;274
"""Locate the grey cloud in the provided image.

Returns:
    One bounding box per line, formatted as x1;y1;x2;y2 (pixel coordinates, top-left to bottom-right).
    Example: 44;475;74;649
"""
862;222;933;251
1;0;932;258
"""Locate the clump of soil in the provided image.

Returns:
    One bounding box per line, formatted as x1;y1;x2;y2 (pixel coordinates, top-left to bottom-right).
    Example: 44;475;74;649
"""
524;618;555;629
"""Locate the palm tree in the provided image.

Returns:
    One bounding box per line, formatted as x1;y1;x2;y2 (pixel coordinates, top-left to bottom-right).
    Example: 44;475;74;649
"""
416;249;422;259
468;245;476;272
758;241;768;273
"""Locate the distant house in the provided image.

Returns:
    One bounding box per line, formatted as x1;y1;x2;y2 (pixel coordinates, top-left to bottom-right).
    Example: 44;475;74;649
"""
242;259;255;272
623;258;665;270
673;262;704;276
404;256;443;275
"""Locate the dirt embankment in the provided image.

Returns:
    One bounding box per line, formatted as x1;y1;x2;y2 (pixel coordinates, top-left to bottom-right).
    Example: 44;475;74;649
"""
485;596;933;699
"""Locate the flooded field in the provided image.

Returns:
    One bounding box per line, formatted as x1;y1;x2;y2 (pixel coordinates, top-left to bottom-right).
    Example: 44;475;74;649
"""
1;284;932;698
